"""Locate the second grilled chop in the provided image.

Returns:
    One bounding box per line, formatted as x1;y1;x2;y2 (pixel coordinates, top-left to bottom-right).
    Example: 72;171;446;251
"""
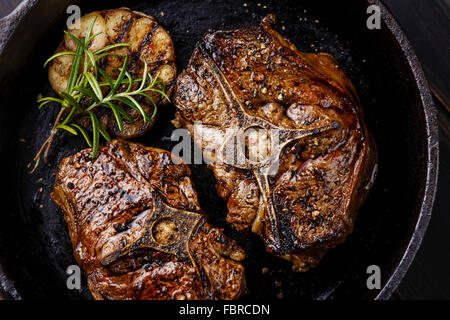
173;15;377;271
51;139;246;299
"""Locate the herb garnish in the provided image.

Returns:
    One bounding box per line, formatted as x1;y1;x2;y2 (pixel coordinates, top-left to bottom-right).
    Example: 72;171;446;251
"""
32;17;168;172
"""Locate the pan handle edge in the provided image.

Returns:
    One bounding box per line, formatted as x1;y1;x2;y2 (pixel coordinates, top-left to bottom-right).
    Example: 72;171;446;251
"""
0;0;38;56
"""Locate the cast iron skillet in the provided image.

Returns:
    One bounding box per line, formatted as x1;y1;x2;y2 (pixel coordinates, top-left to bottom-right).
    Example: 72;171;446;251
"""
0;0;439;300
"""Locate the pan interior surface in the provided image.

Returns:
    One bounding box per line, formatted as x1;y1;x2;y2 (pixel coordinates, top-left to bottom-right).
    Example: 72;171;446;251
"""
0;0;435;300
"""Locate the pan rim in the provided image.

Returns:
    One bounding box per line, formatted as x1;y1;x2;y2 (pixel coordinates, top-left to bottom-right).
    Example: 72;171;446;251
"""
0;0;439;300
368;0;439;300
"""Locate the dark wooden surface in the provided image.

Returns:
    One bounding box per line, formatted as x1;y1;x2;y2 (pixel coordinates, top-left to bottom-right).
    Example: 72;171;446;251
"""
0;0;449;299
383;0;450;300
385;0;450;112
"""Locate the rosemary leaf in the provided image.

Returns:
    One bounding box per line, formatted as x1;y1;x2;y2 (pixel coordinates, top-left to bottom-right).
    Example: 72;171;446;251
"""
60;106;77;126
88;31;102;42
44;51;81;67
38;100;53;109
66;39;84;94
84;16;98;48
37;96;65;103
151;103;158;119
146;86;170;102
37;97;65;109
57;124;78;135
72;86;99;102
136;92;158;119
64;31;84;47
85;72;103;101
85;50;97;73
98;123;111;142
71;124;92;147
111;55;129;95
136;92;155;105
98;68;114;89
94;43;130;55
138;61;149;91
110;102;135;124
59;91;81;110
104;102;123;131
88;111;100;158
125;72;133;93
113;96;143;118
124;96;149;122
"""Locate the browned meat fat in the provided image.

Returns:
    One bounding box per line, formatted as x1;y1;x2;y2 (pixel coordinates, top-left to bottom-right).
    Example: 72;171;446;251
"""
173;15;377;271
51;139;246;299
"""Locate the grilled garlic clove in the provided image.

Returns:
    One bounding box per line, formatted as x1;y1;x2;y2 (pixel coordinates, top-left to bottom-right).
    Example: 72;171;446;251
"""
64;13;108;52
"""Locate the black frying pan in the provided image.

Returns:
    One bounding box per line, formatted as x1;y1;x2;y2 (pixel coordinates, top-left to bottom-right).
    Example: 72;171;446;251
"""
0;0;439;300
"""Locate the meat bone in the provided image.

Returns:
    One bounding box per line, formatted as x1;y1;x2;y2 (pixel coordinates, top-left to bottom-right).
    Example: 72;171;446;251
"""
100;195;203;268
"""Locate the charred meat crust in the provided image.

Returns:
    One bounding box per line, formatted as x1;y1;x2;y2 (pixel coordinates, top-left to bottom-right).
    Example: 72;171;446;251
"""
173;15;377;271
51;139;246;299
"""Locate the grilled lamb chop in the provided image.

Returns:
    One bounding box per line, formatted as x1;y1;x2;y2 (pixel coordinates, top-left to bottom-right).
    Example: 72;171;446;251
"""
173;15;376;271
48;8;176;138
51;139;246;300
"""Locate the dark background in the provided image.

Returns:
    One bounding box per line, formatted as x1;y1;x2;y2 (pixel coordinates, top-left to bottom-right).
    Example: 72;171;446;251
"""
0;0;448;300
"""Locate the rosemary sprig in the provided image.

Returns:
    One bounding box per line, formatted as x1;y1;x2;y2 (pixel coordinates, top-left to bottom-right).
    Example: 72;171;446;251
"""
32;17;168;172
